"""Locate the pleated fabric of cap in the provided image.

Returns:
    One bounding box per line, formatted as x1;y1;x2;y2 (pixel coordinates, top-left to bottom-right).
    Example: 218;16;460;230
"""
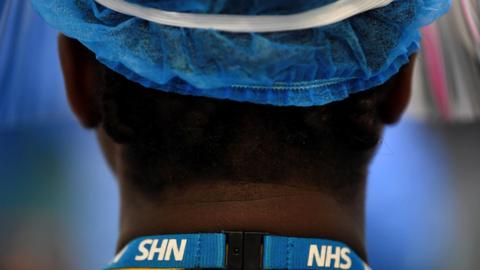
30;0;451;107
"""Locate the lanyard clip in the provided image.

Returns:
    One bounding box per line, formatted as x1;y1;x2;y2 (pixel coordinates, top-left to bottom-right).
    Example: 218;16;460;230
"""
224;231;266;270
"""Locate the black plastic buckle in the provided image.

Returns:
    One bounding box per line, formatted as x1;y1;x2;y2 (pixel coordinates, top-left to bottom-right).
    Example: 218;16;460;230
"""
224;231;266;270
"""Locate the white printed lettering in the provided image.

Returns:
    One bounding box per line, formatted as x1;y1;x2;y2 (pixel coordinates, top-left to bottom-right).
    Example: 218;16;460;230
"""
135;239;188;262
340;248;352;269
135;239;153;261
148;239;168;261
307;244;326;267
325;246;341;268
165;239;187;261
113;246;127;263
308;245;354;269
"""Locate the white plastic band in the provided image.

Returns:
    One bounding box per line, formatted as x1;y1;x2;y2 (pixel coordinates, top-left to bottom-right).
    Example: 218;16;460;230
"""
94;0;394;33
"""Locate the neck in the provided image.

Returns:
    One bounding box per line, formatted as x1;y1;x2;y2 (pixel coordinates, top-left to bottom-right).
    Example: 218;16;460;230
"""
117;179;368;261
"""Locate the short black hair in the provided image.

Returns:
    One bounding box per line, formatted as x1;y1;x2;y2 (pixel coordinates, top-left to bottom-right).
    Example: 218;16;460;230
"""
95;58;389;197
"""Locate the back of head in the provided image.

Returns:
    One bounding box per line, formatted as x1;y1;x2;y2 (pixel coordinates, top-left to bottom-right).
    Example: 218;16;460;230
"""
93;50;400;200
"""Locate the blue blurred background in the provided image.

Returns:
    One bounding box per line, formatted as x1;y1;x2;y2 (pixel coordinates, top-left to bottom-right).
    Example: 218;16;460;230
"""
1;1;480;270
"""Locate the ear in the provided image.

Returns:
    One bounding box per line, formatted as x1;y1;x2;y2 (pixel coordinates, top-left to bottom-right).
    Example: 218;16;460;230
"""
379;55;417;124
58;34;102;128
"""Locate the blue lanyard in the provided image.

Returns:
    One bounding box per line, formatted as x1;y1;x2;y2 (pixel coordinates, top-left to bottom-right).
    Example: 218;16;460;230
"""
105;233;370;270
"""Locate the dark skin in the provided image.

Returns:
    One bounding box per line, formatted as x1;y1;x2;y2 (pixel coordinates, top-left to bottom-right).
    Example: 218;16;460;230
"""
58;34;415;262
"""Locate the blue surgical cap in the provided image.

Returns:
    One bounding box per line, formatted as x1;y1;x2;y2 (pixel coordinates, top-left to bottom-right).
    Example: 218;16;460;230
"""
30;0;451;106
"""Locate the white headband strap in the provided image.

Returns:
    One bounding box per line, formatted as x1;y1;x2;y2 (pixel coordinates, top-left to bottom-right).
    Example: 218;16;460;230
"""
94;0;394;33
